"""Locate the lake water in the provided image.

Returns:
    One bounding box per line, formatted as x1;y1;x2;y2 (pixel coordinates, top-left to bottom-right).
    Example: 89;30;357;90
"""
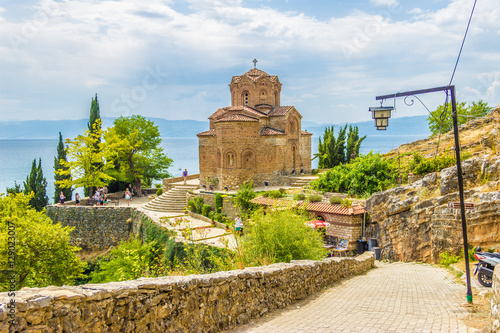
0;134;426;200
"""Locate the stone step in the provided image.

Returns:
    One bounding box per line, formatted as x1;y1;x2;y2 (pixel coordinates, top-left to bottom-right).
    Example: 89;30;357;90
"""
143;184;197;212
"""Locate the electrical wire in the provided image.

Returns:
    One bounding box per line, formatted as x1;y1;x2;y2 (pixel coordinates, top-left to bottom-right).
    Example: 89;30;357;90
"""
449;0;478;86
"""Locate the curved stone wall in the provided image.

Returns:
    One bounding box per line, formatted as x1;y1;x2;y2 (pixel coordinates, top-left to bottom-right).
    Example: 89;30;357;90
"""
0;253;374;332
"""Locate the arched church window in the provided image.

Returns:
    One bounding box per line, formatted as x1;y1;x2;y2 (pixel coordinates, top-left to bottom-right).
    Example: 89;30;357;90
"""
226;152;236;168
289;118;298;134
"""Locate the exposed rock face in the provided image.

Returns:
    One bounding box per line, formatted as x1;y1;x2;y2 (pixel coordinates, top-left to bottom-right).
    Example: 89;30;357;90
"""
0;253;374;333
365;157;500;263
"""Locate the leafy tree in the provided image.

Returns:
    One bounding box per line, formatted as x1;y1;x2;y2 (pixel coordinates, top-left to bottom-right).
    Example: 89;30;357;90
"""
23;158;48;211
315;126;335;168
240;209;326;265
311;152;396;197
56;119;114;197
53;132;72;203
0;193;84;290
103;115;172;197
427;100;491;136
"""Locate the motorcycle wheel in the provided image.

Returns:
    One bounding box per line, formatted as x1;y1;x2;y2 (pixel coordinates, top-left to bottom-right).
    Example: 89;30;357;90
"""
478;271;492;287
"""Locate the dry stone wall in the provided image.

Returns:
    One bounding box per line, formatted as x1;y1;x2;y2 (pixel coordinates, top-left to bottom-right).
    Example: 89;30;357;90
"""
0;253;374;333
46;206;135;251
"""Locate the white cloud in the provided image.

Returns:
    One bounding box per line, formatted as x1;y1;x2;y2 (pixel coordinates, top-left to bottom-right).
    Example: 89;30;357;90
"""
370;0;399;7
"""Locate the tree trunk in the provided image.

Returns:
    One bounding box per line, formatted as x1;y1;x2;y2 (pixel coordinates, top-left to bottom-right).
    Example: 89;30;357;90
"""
134;178;143;197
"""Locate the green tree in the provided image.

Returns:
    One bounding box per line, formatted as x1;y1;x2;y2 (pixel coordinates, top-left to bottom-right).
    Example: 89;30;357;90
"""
5;181;22;195
232;181;258;218
56;119;114;197
0;193;84;290
311;152;396;197
103;115;173;197
241;209;326;265
427;100;491;136
53;132;72;203
315;125;365;168
85;94;102;196
346;125;366;163
23;158;48;211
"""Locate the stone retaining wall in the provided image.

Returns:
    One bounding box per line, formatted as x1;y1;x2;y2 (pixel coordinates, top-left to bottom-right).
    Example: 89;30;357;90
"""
46;206;135;251
0;252;374;333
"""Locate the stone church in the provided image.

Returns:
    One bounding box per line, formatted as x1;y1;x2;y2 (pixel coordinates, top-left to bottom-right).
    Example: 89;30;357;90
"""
197;67;312;190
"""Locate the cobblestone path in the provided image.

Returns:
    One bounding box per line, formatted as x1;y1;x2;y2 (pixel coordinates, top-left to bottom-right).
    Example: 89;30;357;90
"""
230;262;470;333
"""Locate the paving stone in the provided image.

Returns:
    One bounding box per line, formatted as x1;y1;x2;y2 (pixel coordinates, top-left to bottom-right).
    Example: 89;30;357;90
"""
228;262;470;333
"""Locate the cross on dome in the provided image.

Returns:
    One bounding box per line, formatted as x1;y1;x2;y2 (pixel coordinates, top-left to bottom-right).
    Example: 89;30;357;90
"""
252;58;258;68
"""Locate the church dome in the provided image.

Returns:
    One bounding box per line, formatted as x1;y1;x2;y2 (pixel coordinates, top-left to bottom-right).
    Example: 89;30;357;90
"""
229;67;282;108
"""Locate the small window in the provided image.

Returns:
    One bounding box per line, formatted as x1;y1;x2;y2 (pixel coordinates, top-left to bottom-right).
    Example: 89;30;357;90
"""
244;93;249;106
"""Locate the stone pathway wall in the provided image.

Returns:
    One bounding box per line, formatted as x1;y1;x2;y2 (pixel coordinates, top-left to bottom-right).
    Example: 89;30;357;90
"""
0;253;374;333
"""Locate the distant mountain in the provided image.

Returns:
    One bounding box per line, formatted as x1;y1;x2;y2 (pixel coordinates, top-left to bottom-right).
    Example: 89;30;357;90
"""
0;115;430;140
0;117;209;139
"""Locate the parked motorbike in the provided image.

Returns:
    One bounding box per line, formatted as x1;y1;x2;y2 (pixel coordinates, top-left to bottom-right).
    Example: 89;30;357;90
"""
473;247;500;287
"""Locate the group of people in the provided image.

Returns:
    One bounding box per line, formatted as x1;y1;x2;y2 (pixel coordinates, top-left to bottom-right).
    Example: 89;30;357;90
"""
93;186;109;206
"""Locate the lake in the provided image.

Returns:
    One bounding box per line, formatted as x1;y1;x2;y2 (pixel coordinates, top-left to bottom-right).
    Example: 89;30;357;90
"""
0;133;427;200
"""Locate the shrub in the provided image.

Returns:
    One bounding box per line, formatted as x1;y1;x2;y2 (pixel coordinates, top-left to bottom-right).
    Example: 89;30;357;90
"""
214;193;223;214
341;198;352;208
439;251;460;268
193;197;204;213
187;200;196;212
240;209;326;265
329;196;342;204
267;190;283;199
308;194;322;202
201;204;212;217
156;188;163;196
233;181;258;217
294;193;306;201
311;152;396;197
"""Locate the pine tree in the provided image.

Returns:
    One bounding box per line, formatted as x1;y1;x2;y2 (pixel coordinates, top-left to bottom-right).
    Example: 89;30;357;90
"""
333;125;347;166
54;132;73;203
315;124;366;169
23;158;48;211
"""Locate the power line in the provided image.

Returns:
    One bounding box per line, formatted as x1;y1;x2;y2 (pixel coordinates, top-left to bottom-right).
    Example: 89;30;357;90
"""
449;0;478;86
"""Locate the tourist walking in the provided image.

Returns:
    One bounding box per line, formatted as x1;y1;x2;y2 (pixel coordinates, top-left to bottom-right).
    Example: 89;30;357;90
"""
75;193;80;206
59;192;65;204
125;189;132;206
183;169;188;185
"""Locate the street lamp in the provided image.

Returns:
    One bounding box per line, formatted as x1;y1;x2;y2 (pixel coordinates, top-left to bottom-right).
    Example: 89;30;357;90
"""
372;85;473;303
369;106;393;130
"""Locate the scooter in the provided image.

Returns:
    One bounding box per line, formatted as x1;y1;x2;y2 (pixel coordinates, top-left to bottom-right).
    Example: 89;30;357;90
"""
473;247;500;287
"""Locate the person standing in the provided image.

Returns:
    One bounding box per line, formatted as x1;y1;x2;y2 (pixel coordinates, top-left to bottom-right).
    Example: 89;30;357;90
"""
125;189;131;206
75;193;81;206
183;169;188;185
235;214;243;235
59;192;65;204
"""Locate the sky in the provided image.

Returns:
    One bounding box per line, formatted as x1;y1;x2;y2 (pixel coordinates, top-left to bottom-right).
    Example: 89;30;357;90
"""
0;0;499;125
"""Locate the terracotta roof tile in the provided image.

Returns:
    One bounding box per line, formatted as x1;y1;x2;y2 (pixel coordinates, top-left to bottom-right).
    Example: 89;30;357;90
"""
197;129;215;136
301;130;313;136
250;197;365;216
214;114;259;123
208;106;267;120
268;106;293;116
231;68;278;84
261;127;286;136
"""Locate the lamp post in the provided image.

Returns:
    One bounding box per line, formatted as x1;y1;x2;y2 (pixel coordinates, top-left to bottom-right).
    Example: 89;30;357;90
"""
371;85;473;303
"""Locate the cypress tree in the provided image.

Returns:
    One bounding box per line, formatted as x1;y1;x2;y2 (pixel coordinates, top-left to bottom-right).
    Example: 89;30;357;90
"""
54;132;73;203
346;125;366;163
23;158;48;211
85;94;102;197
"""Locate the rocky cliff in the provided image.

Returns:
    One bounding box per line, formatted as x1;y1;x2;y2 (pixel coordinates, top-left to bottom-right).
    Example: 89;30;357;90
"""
365;107;500;263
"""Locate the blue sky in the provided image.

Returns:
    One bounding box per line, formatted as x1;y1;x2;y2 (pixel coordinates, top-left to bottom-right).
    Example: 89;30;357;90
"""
0;0;498;125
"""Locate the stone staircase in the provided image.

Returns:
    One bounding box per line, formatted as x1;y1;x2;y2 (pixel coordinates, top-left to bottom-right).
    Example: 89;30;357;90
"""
143;184;199;212
290;176;319;188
